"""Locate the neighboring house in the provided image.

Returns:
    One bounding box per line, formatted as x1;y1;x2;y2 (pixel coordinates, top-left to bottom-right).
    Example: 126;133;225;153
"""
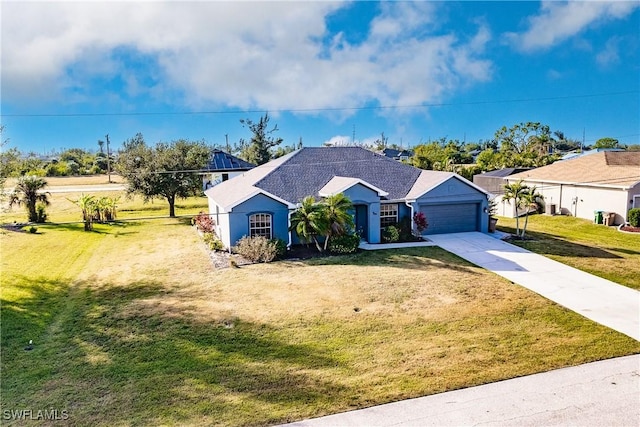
205;147;489;248
473;168;532;194
200;149;255;191
473;168;534;217
380;148;413;162
560;147;624;161
503;151;640;225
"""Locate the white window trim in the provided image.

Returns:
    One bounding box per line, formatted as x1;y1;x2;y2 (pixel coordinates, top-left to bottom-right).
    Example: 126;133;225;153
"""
249;213;272;239
380;204;398;227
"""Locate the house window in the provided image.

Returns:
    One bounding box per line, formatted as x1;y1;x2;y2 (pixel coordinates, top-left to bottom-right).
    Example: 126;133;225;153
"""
380;204;398;227
249;213;272;239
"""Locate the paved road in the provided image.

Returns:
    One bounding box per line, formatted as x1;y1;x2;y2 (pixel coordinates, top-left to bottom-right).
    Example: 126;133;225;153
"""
429;232;640;341
45;184;126;193
283;355;640;426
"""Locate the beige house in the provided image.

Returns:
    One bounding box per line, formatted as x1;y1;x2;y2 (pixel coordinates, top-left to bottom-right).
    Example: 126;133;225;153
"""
501;151;640;225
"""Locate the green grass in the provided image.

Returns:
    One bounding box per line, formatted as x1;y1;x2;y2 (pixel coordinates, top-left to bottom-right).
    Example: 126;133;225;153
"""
1;191;209;224
2;219;638;426
497;215;640;289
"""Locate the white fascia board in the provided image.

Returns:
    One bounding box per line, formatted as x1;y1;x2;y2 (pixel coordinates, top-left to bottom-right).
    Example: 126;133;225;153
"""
318;177;389;198
224;188;296;212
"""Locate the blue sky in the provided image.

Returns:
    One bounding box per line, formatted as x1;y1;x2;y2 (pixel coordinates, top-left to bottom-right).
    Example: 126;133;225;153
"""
1;1;639;154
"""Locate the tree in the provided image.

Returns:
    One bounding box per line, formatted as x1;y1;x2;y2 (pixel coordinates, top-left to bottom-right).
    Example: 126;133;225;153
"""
593;137;619;149
502;180;528;237
73;193;96;231
494;122;559;167
475;149;504;171
503;180;541;239
289;196;328;252
9;175;50;222
117;134;210;217
519;186;542;239
237;113;283;165
0;125;9;200
321;193;354;251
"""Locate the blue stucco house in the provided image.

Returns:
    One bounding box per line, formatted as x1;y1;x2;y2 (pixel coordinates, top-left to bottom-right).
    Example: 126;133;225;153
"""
204;147;490;248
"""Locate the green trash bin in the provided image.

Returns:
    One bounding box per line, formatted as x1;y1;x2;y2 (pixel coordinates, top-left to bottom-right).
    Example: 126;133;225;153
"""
594;210;603;224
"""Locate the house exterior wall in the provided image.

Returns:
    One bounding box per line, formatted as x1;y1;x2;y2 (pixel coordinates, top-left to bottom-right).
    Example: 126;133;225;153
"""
503;179;635;225
342;183;381;243
202;171;246;191
415;177;489;234
628;184;640;219
226;193;290;247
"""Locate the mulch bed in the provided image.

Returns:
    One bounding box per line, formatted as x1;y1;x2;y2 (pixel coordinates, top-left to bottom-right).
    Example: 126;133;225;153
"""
208;244;340;269
619;225;640;233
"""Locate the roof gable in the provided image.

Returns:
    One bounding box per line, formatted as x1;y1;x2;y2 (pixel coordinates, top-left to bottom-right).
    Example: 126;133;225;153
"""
406;170;489;200
318;176;389;198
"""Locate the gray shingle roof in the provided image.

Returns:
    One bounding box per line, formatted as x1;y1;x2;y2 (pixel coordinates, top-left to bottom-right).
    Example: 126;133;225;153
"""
254;147;422;203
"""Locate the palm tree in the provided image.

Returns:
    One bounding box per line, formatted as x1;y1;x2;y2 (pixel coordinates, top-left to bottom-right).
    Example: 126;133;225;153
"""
321;193;354;251
74;194;96;231
503;180;527;237
289;196;328;252
519;186;542;239
9;175;50;222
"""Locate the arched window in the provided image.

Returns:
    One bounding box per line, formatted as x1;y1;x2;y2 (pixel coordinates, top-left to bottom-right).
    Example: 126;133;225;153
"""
249;213;272;239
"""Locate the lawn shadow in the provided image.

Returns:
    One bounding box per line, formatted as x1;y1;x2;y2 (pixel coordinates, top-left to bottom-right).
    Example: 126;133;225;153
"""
2;278;348;424
293;246;481;275
498;226;624;259
31;221;140;236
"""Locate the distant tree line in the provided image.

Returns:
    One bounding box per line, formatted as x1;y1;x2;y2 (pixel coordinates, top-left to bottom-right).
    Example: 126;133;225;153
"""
2;118;637;186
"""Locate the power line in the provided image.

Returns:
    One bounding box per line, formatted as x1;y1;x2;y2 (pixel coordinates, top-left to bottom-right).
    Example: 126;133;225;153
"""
2;90;638;118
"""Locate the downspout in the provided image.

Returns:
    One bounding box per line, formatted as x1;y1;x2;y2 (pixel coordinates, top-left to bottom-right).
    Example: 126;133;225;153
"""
287;209;293;249
559;184;563;215
405;200;415;235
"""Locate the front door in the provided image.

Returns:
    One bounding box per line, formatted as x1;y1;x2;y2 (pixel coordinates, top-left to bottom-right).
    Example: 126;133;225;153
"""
354;204;368;242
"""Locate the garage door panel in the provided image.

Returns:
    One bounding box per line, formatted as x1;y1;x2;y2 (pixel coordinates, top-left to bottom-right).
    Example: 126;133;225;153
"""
420;203;479;234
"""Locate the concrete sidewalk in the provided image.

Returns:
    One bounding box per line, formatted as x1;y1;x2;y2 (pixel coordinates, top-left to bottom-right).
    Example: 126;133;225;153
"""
428;232;640;341
283;355;640;426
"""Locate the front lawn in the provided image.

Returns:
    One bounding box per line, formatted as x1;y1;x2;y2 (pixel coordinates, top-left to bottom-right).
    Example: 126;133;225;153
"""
497;215;640;290
2;219;638;426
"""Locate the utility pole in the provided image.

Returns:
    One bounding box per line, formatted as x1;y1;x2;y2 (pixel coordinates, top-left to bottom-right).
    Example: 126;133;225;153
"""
105;134;111;183
582;128;585;152
225;134;230;153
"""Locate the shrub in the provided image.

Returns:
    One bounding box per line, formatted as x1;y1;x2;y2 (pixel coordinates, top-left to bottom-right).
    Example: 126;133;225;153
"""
397;216;415;241
328;233;360;254
382;225;400;243
233;236;278;263
193;212;216;233
202;232;224;251
628;208;640;227
269;238;288;259
28;226;37;234
35;202;48;223
413;212;428;234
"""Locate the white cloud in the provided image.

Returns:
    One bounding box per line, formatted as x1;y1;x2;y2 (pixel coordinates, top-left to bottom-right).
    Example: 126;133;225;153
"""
323;135;352;147
596;37;621;67
2;1;493;117
505;1;639;52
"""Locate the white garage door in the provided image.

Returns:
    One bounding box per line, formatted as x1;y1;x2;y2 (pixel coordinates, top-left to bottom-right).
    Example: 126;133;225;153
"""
419;203;479;234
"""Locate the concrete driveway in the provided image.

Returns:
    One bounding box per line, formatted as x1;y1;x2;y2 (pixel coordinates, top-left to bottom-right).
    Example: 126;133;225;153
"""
282;355;639;426
428;232;640;341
